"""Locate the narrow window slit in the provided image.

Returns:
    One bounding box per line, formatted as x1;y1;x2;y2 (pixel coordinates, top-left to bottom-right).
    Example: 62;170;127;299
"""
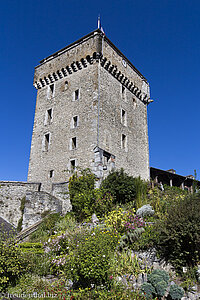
75;89;79;100
72;137;77;149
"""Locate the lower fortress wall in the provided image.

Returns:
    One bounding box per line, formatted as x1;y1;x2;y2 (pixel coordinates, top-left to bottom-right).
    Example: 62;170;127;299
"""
0;181;71;230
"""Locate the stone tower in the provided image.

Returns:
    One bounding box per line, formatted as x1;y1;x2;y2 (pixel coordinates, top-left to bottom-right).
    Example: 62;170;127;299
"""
28;29;150;192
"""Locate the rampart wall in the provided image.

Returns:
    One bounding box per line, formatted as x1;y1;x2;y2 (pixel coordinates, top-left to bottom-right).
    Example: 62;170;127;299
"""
0;181;71;229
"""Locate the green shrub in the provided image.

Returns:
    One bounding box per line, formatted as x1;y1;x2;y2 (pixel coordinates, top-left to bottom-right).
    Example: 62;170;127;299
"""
30;213;61;242
133;222;158;251
154;279;168;297
0;239;31;291
45;232;70;256
68;168;113;220
64;227;119;287
30;253;51;276
118;227;145;251
147;269;169;284
140;282;155;299
141;269;170;300
41;213;61;232
68;285;146;299
54;212;77;232
169;284;184;300
7;274;48;295
154;194;200;270
148;186;187;218
9;276;146;300
100;168;136;204
104;208;132;234
93;189;113;217
19;242;44;254
110;250;149;279
147;274;162;286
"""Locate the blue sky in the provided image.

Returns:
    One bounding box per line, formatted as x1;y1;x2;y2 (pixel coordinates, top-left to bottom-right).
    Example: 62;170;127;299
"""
0;0;200;181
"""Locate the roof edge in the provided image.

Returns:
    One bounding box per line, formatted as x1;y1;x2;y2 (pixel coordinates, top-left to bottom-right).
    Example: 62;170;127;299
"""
35;29;148;82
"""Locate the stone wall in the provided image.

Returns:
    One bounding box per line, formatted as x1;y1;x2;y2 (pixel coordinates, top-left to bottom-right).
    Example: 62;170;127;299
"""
22;191;63;230
28;29;150;193
0;181;41;227
52;182;72;214
98;38;150;180
28;33;100;192
0;181;72;230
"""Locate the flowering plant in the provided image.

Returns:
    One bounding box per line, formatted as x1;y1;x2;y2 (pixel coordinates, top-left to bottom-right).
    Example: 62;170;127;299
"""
124;215;145;232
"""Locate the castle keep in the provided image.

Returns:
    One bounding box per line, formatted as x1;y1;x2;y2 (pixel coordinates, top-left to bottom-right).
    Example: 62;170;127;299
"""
1;29;199;231
28;29;150;192
0;29;150;230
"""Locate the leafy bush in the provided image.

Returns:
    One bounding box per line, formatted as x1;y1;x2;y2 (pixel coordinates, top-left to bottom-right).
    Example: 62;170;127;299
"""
64;227;119;287
100;168;136;204
54;212;77;232
30;213;61;242
68;286;146;300
110;250;148;279
68;168;96;219
7;274;48;296
0;239;31;291
154;194;200;270
8;275;146;300
148;186;187;218
124;214;145;232
169;284;184;300
141;269;170;299
68;168;113;220
118;228;145;251
30;253;51;276
41;213;61;232
140;282;155;299
133;222;158;251
147;269;169;284
44;233;70;256
154;279;168;297
93;189;113;217
18;242;44;254
104;208;131;234
104;208;147;250
104;208;145;235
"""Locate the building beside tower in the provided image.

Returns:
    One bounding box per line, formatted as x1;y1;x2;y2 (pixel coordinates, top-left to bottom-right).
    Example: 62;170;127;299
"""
28;29;150;192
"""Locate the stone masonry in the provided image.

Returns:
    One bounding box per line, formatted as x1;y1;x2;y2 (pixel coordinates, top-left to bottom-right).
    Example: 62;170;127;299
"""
28;29;150;192
0;181;40;227
0;181;71;229
0;29;151;229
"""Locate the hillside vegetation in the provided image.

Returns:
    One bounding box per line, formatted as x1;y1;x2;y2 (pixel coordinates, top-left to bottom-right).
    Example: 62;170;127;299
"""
1;169;200;299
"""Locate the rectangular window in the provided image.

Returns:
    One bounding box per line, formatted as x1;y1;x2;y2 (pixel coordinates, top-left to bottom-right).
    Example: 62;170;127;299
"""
44;133;50;151
121;134;127;149
121;85;126;100
49;170;54;178
73;116;78;128
48;84;55;98
74;89;79;100
70;159;76;171
71;137;77;149
45;108;53;125
121;109;126;126
65;81;68;88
